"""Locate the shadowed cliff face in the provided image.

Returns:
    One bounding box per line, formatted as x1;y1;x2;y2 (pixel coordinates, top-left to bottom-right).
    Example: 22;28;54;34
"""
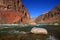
35;4;60;23
0;0;30;24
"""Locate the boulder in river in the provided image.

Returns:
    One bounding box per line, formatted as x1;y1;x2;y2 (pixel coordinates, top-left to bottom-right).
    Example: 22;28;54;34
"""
31;27;48;35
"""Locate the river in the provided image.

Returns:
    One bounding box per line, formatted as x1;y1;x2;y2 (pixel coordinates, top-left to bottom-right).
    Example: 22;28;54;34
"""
0;25;60;40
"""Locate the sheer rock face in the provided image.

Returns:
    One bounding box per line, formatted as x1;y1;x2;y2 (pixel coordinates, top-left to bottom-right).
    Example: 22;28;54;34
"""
35;5;60;23
0;0;30;24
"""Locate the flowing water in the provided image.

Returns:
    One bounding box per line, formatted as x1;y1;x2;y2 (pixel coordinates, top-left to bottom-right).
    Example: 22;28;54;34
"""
0;25;60;40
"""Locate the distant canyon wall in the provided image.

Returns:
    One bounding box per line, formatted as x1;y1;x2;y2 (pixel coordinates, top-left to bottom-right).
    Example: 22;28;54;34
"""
35;5;60;23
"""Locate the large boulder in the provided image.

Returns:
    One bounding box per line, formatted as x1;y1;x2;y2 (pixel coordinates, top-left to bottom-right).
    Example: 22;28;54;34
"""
31;27;48;35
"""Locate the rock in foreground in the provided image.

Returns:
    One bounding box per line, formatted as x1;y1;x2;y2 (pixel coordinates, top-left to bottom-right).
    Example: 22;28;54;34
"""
31;27;48;35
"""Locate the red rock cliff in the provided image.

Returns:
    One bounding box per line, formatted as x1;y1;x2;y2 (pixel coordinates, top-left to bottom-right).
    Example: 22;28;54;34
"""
0;0;30;24
35;4;60;23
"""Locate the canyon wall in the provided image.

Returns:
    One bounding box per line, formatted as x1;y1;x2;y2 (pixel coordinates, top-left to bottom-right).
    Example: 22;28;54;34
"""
0;0;30;24
35;5;60;23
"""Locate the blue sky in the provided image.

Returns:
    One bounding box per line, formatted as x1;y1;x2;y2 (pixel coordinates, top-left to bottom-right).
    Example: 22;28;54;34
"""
22;0;60;18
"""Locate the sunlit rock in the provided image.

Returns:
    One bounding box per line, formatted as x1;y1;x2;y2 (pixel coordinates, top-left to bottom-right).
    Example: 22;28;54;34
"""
31;27;48;35
54;23;59;25
20;31;28;34
29;22;37;25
